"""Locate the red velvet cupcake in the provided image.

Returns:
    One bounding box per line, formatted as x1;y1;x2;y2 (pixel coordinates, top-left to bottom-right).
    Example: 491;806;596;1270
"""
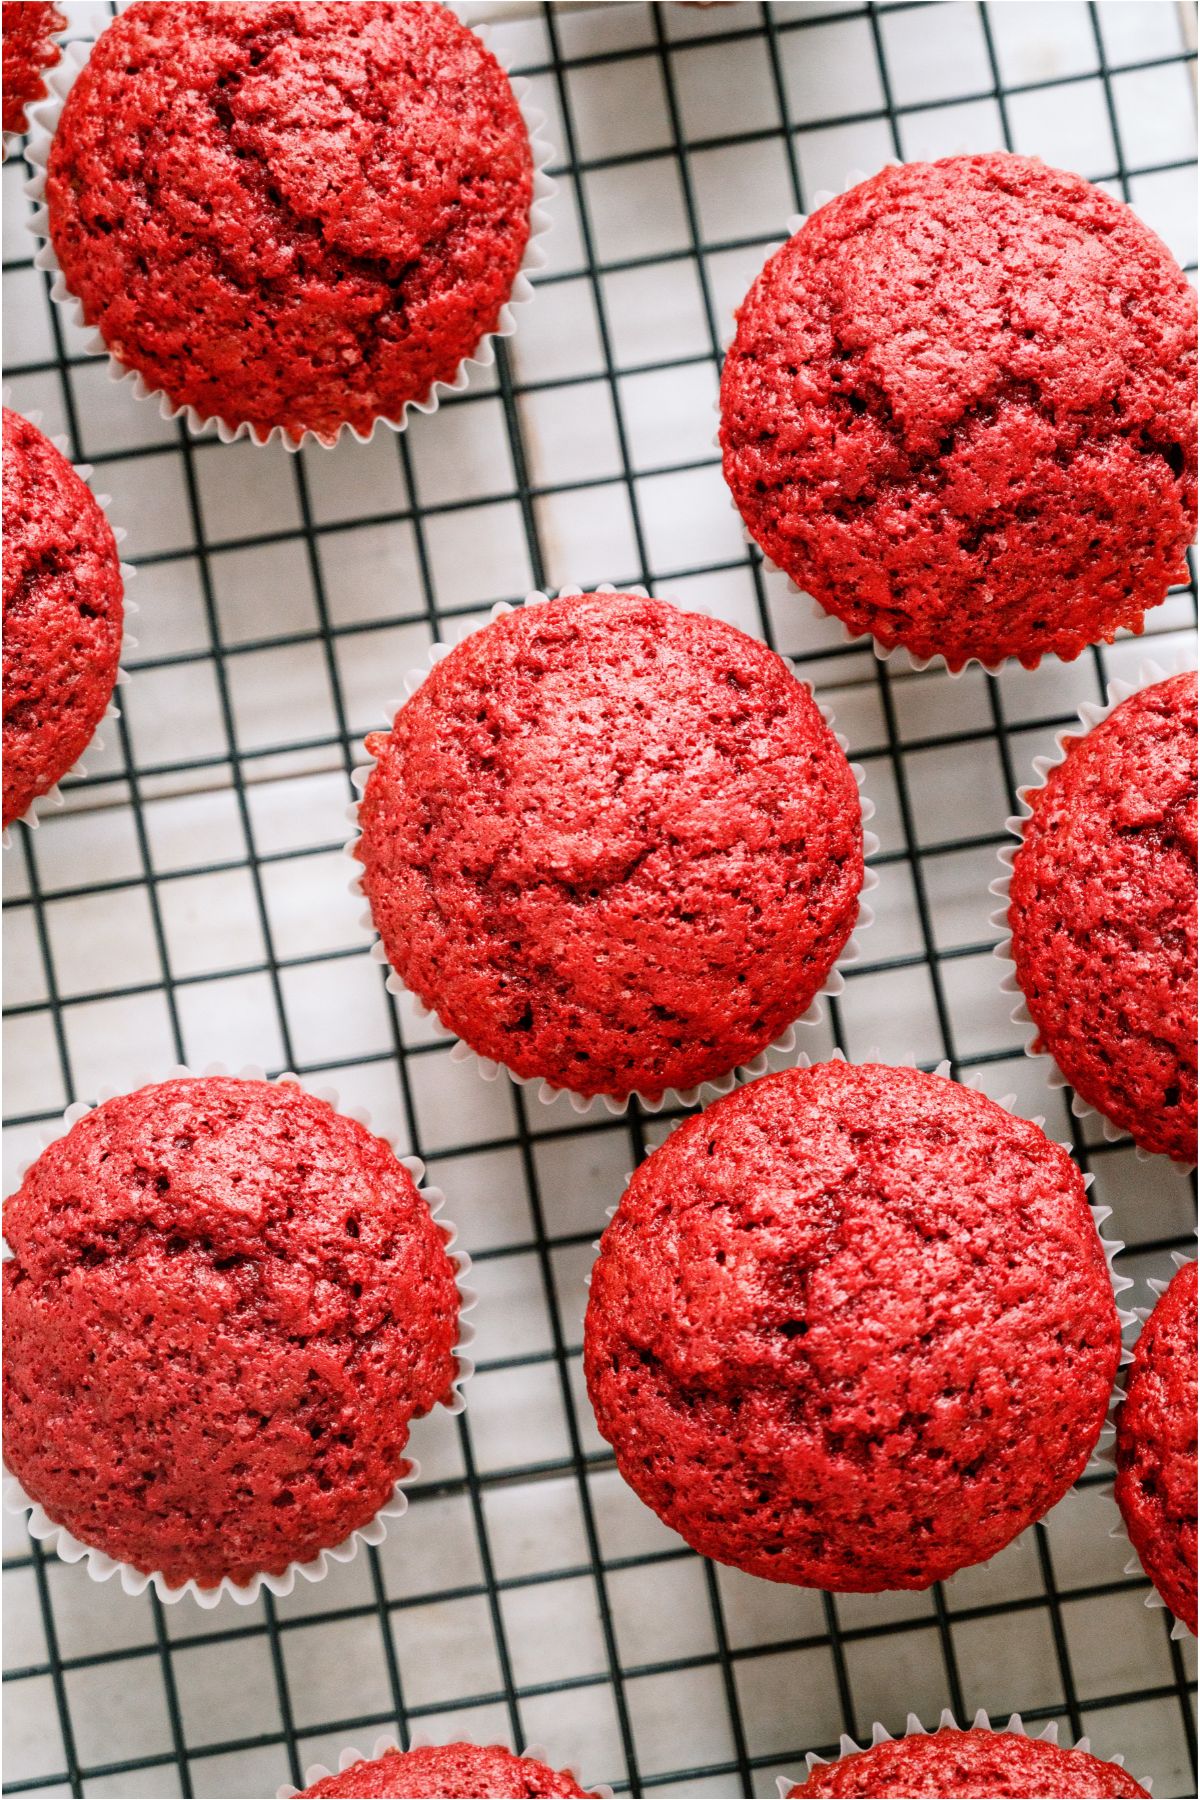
355;591;867;1105
584;1061;1121;1590
786;1725;1148;1797
721;154;1197;672
2;1;64;138
1004;671;1197;1164
295;1744;598;1799
43;2;536;445
3;1077;462;1594
1115;1259;1197;1634
2;406;124;829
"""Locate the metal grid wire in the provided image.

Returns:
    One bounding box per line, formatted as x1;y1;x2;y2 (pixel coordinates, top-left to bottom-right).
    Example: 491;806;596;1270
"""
2;2;1198;1795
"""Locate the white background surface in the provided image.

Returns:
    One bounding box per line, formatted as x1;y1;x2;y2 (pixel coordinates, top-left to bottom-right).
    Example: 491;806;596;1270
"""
2;3;1198;1797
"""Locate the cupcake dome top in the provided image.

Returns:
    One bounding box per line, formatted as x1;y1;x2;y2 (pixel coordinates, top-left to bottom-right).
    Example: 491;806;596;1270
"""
786;1726;1148;1796
2;1077;461;1591
1115;1258;1198;1634
356;591;864;1103
1008;670;1197;1164
584;1061;1121;1591
2;406;124;828
298;1743;594;1798
720;153;1198;672
2;1;64;136
44;0;534;444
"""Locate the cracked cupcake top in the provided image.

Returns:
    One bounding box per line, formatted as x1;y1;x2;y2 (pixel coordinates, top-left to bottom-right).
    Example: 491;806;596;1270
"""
355;591;865;1102
584;1061;1121;1591
1008;671;1197;1164
3;1078;461;1590
720;154;1197;672
2;407;124;828
45;1;533;443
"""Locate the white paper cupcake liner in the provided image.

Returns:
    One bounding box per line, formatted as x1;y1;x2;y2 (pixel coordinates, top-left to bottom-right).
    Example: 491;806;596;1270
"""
1;407;136;844
988;651;1198;1170
2;1062;476;1610
721;169;1189;680
22;20;556;452
778;1707;1153;1797
277;1731;613;1800
346;584;879;1118
1102;1251;1197;1640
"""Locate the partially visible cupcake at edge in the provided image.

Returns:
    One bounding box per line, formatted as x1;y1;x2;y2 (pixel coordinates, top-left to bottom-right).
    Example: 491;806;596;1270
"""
3;406;124;829
355;590;866;1105
42;1;535;444
2;1;64;139
720;153;1198;672
785;1723;1148;1797
3;1077;462;1592
294;1743;601;1799
1115;1260;1198;1634
1006;671;1197;1163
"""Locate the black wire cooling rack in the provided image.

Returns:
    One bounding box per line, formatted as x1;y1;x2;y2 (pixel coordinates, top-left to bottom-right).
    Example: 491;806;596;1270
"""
2;3;1198;1797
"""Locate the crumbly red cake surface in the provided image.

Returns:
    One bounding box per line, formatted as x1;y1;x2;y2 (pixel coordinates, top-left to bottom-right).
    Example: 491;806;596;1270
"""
1008;672;1197;1164
3;1078;461;1590
1115;1260;1198;1634
2;2;64;135
45;1;533;444
356;592;864;1102
785;1729;1148;1797
584;1061;1120;1590
299;1744;592;1799
2;407;124;828
720;154;1198;672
